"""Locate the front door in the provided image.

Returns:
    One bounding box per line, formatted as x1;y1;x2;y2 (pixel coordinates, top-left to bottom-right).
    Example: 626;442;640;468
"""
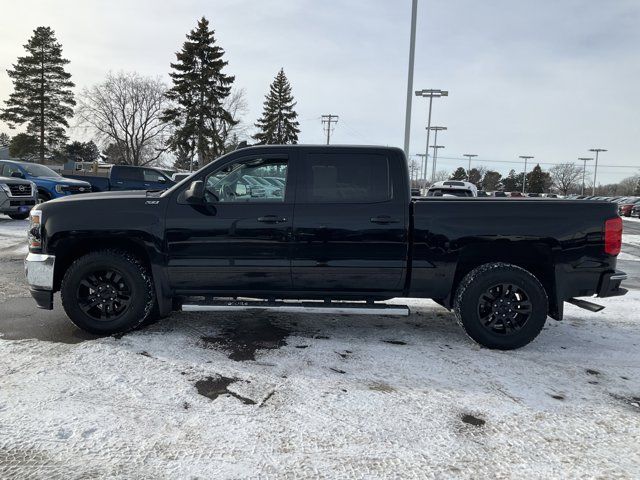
165;152;294;294
291;149;408;294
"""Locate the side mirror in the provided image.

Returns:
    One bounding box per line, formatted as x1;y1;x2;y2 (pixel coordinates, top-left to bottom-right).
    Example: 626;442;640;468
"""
158;177;166;183
184;180;205;204
11;171;24;179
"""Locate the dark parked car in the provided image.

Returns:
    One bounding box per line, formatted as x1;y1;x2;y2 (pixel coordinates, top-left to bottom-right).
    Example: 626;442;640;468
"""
64;165;175;192
618;198;640;217
25;145;627;350
492;191;507;197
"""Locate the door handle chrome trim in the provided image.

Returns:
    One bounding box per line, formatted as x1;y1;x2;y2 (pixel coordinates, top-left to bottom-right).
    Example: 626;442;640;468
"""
370;216;399;224
257;216;288;224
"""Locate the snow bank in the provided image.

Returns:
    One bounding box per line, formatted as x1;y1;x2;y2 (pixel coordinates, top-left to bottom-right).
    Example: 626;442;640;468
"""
1;293;639;478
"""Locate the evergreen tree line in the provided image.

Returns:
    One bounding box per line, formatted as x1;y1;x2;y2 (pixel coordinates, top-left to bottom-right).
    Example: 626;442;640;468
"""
0;18;300;169
440;162;640;195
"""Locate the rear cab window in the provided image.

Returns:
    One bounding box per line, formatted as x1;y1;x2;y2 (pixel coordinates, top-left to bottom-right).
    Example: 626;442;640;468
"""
298;152;394;203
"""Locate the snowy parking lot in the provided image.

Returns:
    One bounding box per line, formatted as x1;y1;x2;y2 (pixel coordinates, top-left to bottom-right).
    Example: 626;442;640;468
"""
1;215;639;478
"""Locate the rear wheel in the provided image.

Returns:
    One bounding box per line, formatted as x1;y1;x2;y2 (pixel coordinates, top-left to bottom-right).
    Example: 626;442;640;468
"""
61;250;155;335
454;263;548;350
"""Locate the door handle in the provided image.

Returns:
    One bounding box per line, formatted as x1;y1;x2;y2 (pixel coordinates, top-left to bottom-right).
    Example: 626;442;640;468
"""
258;215;288;224
370;215;399;224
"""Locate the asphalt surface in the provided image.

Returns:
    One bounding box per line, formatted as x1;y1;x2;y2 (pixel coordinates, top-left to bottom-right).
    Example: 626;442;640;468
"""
0;219;638;344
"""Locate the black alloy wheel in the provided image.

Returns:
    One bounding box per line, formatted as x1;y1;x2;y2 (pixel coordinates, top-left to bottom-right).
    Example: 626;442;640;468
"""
477;283;532;334
76;269;132;321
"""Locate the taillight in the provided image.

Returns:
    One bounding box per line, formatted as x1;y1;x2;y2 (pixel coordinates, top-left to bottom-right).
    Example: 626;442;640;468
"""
604;217;622;256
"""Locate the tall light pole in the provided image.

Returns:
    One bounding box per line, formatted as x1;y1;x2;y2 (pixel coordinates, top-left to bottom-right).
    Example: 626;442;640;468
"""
578;157;593;195
416;89;448;190
403;0;419;157
589;148;607;195
519;155;534;193
432;145;444;181
416;153;427;192
463;154;477;180
428;126;447;181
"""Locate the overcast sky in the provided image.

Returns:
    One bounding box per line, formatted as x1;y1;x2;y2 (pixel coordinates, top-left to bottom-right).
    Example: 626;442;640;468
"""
1;0;638;183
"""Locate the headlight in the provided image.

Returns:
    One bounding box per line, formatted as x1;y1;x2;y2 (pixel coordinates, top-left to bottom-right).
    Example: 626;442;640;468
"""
55;184;66;194
28;210;43;251
0;183;10;194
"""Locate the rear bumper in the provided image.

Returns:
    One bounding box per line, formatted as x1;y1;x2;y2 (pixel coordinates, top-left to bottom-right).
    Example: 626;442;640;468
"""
24;253;55;310
597;270;628;298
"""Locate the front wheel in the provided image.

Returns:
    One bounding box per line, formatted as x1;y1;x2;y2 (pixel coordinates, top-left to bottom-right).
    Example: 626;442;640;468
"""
61;250;155;335
454;263;548;350
8;212;29;220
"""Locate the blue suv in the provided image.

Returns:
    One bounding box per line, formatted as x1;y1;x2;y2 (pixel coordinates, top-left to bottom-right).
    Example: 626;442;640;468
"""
0;160;92;203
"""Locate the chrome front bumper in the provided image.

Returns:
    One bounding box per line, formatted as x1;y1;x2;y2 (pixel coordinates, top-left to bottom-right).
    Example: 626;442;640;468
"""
24;253;55;290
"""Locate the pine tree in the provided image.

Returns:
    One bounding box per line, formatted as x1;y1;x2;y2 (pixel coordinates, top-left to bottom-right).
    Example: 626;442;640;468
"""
9;133;38;159
526;164;551;193
163;17;237;166
253;69;300;145
0;27;75;162
450;167;467;180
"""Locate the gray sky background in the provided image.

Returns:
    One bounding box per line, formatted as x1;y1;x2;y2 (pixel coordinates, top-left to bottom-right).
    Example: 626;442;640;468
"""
0;0;638;183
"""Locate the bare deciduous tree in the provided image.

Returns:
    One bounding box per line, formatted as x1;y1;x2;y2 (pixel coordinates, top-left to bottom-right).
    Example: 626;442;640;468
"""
77;72;171;166
433;170;450;182
549;163;582;195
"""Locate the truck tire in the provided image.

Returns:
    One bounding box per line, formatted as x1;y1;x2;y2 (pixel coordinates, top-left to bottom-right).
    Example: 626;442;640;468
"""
8;213;29;220
37;191;50;204
61;250;155;335
453;263;548;350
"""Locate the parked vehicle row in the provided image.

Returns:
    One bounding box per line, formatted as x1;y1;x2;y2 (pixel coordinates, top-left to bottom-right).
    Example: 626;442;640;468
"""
0;160;92;203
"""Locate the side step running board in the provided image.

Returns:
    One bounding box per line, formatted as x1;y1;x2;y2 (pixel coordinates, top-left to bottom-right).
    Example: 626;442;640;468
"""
566;298;605;313
182;300;410;316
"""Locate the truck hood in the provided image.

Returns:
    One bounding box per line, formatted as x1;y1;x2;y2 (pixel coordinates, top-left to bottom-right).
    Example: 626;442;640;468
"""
0;175;33;186
38;176;92;187
44;189;151;204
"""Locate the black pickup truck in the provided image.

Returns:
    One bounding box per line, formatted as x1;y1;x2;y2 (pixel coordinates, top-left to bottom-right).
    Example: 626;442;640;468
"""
24;145;627;349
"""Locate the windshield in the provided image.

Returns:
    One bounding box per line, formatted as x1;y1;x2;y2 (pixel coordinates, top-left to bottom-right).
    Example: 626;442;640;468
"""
20;163;60;178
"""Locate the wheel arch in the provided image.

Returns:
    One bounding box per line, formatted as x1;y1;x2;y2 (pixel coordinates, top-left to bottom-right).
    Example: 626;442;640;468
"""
446;241;560;320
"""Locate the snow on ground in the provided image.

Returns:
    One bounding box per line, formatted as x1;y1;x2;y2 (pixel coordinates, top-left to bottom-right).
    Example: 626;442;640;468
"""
0;215;28;257
0;298;639;478
624;235;640;248
0;216;638;478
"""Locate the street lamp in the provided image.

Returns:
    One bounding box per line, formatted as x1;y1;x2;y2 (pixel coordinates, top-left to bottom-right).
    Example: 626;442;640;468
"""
578;157;593;196
416;153;427;192
519;156;534;193
432;145;445;181
415;89;449;188
589;148;607;195
428;126;447;181
463;154;477;180
403;0;419;157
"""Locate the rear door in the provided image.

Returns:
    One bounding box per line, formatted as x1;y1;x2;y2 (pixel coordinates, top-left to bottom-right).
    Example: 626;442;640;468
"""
291;148;408;294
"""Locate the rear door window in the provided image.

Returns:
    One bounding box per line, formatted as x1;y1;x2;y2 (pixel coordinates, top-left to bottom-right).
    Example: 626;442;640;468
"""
115;167;143;181
300;153;392;203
